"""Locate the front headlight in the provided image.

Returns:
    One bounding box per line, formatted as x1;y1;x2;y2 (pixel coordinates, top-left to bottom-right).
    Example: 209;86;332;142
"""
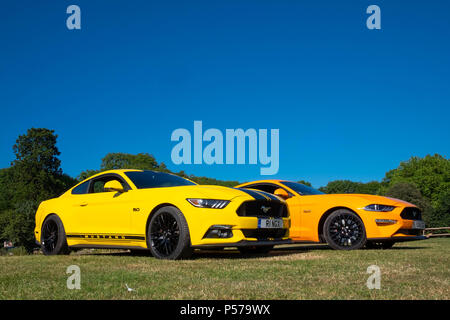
363;204;395;212
186;198;230;209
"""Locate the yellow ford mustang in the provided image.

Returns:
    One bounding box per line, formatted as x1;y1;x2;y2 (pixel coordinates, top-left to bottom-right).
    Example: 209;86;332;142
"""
34;170;290;259
236;180;427;250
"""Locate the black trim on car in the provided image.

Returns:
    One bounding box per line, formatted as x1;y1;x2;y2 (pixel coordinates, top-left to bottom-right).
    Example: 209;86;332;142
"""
236;200;288;218
366;236;427;242
241;228;287;240
191;239;293;248
239;183;295;198
71;173;132;195
400;207;422;220
68;244;148;250
66;233;145;241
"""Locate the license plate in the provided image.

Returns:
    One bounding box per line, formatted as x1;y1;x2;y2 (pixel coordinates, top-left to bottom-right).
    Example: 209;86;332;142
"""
412;220;425;229
258;218;283;229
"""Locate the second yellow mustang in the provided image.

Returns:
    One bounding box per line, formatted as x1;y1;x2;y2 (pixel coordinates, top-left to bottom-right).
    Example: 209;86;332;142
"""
34;170;290;259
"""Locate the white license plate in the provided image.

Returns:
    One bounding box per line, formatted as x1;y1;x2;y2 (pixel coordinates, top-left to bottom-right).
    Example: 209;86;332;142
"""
412;220;425;229
258;218;283;229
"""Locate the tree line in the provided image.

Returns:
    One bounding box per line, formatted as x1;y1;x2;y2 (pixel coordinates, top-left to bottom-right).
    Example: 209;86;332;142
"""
0;128;448;252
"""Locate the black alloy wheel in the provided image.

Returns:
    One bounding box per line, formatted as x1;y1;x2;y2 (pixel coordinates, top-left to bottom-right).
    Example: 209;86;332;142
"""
147;206;192;260
323;209;366;250
41;215;70;255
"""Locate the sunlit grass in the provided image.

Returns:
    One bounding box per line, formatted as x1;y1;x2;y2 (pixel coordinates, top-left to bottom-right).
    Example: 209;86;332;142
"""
0;238;448;300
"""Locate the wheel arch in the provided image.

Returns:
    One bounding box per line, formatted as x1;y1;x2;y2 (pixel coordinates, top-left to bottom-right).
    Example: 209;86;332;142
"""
144;203;182;241
317;206;362;242
40;212;62;230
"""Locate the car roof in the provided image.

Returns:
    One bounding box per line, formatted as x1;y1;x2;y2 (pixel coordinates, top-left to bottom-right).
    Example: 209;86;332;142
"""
239;179;285;185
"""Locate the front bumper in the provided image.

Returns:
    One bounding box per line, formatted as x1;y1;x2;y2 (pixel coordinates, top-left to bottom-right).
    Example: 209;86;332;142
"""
356;205;426;240
192;239;293;248
367;235;427;243
189;214;291;246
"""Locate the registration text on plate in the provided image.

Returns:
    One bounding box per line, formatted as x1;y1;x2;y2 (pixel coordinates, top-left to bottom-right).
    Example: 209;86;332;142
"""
258;218;283;229
412;220;425;229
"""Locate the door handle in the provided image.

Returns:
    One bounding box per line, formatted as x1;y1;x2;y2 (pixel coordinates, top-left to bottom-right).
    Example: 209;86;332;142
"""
79;202;88;207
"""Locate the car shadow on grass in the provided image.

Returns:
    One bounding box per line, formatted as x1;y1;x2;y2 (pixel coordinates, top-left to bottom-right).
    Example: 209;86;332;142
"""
74;242;428;259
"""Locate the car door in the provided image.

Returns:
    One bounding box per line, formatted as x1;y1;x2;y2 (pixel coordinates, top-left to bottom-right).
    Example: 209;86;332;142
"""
69;174;134;238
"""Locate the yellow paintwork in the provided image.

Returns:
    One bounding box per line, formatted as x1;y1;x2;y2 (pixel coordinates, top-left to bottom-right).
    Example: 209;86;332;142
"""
34;170;290;249
236;180;425;243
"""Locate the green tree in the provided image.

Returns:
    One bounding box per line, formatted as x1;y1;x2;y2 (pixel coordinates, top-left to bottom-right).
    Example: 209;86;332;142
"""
356;181;381;195
382;154;450;206
189;175;239;187
433;188;450;227
0;128;76;251
319;180;361;194
0;168;15;212
319;180;381;195
297;180;312;187
78;169;101;181
10;128;75;203
1;201;38;251
78;152;239;187
385;182;434;225
78;153;170;181
382;154;450;226
101;153;160;171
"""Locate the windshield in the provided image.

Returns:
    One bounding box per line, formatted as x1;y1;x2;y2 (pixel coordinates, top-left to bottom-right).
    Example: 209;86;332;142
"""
281;181;324;195
124;171;196;189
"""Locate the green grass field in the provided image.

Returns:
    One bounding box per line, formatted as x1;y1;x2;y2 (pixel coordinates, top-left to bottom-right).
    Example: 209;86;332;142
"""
0;238;448;300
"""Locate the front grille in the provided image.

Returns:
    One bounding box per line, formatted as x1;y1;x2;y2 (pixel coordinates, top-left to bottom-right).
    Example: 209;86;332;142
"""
236;200;288;218
242;229;287;240
400;207;422;220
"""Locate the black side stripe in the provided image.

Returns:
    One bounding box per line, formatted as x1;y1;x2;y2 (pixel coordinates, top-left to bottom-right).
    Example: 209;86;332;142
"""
66;234;145;241
234;188;266;200
257;190;282;202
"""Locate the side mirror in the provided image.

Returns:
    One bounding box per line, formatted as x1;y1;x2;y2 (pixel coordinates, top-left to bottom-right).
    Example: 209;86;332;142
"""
274;188;290;200
104;180;125;193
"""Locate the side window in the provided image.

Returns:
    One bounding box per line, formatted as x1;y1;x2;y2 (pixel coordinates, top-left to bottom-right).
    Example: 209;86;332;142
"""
92;180;106;193
89;176;128;193
247;184;279;194
72;181;90;195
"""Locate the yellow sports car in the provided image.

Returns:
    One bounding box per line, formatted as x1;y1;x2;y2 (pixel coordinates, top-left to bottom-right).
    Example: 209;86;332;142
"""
236;180;427;250
34;170;290;259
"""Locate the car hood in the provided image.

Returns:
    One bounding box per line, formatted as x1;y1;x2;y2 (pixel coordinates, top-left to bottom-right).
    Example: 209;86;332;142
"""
189;185;250;200
307;193;416;207
139;184;264;201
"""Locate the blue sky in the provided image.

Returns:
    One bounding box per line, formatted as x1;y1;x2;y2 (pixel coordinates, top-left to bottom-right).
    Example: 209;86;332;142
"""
0;0;449;187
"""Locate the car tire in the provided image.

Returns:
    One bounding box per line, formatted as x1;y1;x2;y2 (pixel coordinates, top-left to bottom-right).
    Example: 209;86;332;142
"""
366;240;395;249
40;214;70;255
323;209;366;250
147;206;193;260
238;245;274;254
